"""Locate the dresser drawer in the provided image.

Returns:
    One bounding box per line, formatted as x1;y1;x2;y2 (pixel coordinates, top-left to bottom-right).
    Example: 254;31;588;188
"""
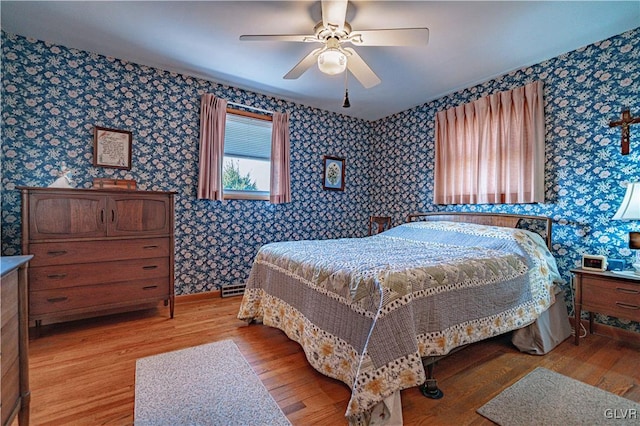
1;318;19;377
30;257;169;291
582;276;640;322
30;278;170;316
1;356;19;426
28;238;170;267
1;272;18;329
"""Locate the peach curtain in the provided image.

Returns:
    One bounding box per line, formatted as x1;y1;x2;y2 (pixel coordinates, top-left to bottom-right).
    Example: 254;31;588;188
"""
434;80;545;204
269;112;292;204
197;94;227;200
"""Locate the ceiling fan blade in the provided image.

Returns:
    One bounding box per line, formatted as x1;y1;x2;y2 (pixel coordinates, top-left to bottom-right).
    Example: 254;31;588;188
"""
284;47;323;79
239;34;316;43
343;47;381;89
349;28;429;46
322;0;348;32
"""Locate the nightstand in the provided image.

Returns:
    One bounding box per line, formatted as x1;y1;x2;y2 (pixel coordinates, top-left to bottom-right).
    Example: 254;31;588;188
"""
571;268;640;345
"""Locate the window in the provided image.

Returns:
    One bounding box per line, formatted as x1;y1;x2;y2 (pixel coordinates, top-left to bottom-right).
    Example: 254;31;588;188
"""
223;108;272;200
197;94;290;203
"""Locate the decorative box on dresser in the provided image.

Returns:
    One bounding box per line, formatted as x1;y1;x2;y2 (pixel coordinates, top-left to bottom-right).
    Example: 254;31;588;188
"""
19;187;175;327
1;255;33;426
572;268;640;345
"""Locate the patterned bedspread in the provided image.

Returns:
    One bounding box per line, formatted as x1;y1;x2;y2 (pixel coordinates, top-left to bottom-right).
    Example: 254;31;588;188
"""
237;221;561;424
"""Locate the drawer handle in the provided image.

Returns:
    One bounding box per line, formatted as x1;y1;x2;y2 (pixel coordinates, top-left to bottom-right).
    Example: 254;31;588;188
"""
143;245;159;249
615;302;639;310
46;250;68;256
47;297;68;303
142;265;158;270
143;285;158;290
616;287;639;295
47;273;67;280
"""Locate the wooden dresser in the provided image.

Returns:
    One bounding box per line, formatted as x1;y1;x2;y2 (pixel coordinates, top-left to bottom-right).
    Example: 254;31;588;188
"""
1;255;32;426
19;187;175;327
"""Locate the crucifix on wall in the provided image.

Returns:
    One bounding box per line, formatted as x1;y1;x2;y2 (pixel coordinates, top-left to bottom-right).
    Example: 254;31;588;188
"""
609;108;640;155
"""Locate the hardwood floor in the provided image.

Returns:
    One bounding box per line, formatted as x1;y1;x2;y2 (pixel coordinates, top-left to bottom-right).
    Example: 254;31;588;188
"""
25;296;640;425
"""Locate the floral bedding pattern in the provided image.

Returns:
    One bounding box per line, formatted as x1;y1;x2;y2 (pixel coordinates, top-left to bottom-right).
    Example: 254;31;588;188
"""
238;221;561;424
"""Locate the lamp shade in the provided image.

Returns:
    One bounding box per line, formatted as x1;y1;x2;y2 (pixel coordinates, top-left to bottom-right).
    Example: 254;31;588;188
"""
613;182;640;220
317;49;347;75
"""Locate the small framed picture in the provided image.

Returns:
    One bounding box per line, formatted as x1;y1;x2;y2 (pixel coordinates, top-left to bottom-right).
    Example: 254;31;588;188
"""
93;126;132;170
322;155;345;191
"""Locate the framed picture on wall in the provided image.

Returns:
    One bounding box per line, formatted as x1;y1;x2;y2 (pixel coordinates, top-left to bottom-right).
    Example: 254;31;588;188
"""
322;155;345;191
93;126;132;170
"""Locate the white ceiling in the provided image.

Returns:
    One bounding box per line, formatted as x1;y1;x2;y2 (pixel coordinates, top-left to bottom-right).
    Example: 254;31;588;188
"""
1;1;638;121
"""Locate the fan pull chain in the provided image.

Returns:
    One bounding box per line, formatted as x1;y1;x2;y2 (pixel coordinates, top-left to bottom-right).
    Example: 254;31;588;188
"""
342;70;350;108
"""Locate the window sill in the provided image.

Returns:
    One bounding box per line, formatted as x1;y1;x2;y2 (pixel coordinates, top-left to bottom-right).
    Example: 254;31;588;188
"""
223;190;269;201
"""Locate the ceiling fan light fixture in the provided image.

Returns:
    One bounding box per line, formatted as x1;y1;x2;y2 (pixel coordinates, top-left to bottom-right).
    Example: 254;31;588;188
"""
317;49;347;75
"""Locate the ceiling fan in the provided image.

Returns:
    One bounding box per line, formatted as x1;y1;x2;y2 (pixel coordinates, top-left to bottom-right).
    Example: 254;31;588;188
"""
239;0;429;89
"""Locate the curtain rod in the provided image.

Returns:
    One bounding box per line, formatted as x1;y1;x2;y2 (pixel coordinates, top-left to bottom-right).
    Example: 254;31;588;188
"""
227;101;274;115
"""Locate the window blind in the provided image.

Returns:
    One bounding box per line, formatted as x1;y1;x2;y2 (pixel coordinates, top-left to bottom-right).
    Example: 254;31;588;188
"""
224;113;272;160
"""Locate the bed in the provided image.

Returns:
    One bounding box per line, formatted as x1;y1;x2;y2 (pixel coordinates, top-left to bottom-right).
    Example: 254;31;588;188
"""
237;212;563;425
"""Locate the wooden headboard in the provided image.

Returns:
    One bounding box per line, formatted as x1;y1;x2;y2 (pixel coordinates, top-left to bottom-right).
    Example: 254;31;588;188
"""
406;212;552;249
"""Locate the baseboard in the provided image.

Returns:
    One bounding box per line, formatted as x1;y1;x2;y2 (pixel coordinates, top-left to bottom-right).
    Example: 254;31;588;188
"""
175;290;221;304
569;317;640;346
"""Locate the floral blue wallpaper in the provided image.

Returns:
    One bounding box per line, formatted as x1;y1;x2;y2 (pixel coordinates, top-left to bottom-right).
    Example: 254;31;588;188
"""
2;27;639;333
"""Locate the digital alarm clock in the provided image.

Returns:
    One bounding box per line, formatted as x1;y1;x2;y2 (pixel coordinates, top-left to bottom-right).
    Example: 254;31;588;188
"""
582;254;607;271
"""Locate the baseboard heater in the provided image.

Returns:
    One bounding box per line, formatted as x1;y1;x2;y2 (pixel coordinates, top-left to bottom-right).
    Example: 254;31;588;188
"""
221;283;246;298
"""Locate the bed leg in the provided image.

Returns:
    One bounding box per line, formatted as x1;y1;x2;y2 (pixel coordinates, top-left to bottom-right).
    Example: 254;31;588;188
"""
420;361;444;399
